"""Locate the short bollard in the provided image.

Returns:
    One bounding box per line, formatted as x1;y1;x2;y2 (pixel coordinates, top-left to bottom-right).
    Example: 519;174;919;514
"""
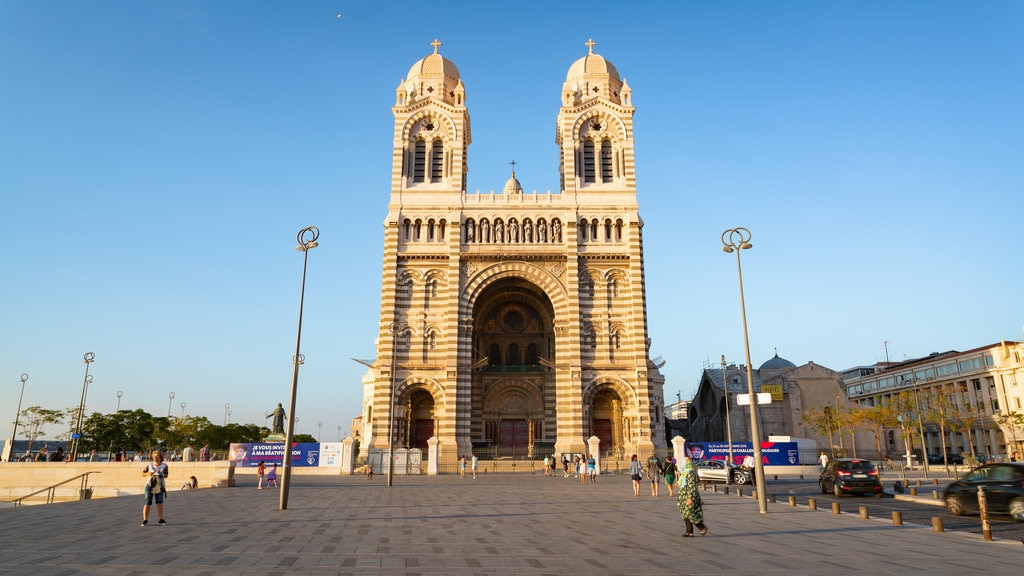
932;517;944;532
892;511;903;526
932;490;940;500
831;502;841;515
910;487;918;496
808;498;817;511
859;506;869;519
773;475;779;480
713;485;718;493
788;495;796;506
735;488;742;497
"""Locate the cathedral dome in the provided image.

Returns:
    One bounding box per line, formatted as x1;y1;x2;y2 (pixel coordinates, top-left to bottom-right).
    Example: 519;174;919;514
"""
502;171;523;195
401;39;462;106
562;39;625;106
759;353;797;371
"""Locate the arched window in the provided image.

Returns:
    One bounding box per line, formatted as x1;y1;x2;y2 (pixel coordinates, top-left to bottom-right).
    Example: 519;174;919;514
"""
590;219;598;240
600;140;613;181
583;140;595;183
427;219;436;241
403;219;412;242
430;139;443;181
579;219;588;241
488;343;501;366
615;219;623;242
413;140;426;182
526;343;539;365
508;343;521;366
604;219;612;242
413;219;422;241
438;219;446;241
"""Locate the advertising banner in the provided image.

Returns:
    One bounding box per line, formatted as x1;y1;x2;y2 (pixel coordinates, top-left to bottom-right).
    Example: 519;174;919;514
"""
318;442;343;467
228;443;320;467
683;441;800;466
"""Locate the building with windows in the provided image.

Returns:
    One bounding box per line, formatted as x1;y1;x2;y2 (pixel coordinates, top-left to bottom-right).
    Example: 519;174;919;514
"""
357;40;666;462
843;340;1024;460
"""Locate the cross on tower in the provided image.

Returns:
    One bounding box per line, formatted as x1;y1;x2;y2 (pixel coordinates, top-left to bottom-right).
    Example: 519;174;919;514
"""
585;38;596;54
431;38;442;54
509;159;518;174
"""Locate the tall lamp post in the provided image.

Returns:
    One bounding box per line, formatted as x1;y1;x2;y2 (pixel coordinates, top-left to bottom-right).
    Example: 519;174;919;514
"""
115;390;123;413
71;352;96;462
280;225;319;511
387;321;410;487
721;227;767;514
180;402;187;418
909;377;930;478
721;355;734;467
167;392;175;418
10;373;28;460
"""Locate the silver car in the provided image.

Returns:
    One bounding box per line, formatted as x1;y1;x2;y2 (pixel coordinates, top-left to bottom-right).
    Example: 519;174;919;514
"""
694;459;752;485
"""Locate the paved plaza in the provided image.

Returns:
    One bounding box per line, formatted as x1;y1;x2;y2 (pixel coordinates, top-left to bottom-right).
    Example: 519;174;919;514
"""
0;472;1020;575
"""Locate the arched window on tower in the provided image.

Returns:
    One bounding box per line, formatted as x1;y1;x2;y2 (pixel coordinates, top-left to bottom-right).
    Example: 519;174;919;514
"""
526;343;539;365
430;139;443;181
403;219;412;242
508;343;520;366
579;219;588;242
438;219;446;241
413;140;426;182
427;219;436;242
600;140;613;181
604;219;612;242
488;343;501;366
615;219;624;242
590;219;598;240
413;219;422;241
582;140;595;183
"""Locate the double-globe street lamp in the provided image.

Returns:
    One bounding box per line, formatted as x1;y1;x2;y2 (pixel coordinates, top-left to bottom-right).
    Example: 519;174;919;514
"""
71;353;96;462
280;225;319;511
10;373;28;460
387;321;410;488
167;392;175;418
721;227;768;514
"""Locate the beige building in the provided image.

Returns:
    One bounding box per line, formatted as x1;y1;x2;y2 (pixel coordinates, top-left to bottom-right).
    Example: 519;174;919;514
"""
358;40;666;462
843;340;1024;460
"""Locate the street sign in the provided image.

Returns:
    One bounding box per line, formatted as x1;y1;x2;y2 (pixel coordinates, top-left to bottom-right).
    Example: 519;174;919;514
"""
736;393;772;406
70;433;82;439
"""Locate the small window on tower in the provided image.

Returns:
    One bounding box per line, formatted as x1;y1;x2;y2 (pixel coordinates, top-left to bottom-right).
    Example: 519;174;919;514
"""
431;139;443;181
413;141;426;182
600;140;613;181
583;141;595;183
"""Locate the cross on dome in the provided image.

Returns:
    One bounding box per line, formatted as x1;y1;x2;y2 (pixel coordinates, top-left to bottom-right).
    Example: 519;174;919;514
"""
585;38;596;54
431;38;442;54
509;159;518;173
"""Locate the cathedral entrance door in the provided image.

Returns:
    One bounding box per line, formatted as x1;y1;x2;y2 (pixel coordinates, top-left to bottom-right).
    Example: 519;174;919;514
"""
413;419;434;452
593;419;612;455
498;419;528;453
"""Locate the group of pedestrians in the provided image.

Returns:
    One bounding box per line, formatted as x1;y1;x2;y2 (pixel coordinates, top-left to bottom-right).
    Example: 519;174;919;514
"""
629;453;707;538
459;454;479;478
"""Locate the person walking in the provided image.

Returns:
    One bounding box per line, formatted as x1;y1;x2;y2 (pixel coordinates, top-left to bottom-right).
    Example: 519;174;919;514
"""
544;455;551;476
646;453;663;496
677;457;707;537
587;454;597;483
471;454;479;479
628;454;643;496
459;455;467;479
663;457;678;497
256;461;266;489
562;454;570;477
577;456;586;485
267;463;278;487
141;450;169;527
818;451;830;470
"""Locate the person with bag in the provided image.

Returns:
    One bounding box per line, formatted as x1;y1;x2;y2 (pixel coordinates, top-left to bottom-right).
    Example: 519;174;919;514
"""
141;450;169;527
662;457;678;497
677;457;707;538
628;454;643;496
646;453;663;496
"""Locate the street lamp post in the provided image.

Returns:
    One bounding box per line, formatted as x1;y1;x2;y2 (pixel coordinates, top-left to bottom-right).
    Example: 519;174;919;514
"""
180;402;187;418
280;225;319;511
318;421;323;442
10;373;28;460
167;392;175;418
721;227;768;514
71;352;96;462
115;390;123;413
337;425;343;441
721;355;734;467
387;321;410;487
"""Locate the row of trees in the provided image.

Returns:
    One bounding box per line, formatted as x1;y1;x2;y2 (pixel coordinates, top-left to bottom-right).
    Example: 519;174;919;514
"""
11;405;317;457
803;386;1024;464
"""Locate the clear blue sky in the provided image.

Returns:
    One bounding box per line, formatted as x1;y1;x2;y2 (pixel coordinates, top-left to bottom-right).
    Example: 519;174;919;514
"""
2;1;1022;442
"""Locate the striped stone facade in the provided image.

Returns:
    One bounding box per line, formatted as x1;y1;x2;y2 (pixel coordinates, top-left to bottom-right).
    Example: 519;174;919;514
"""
360;40;666;462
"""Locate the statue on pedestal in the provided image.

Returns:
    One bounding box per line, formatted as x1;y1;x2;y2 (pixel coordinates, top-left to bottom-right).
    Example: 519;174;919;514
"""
270;403;286;434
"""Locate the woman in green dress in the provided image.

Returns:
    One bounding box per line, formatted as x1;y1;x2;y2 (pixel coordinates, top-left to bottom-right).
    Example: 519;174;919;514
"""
676;457;707;537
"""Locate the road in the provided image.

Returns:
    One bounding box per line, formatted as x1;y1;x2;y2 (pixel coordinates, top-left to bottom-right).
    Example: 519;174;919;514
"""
750;472;1024;542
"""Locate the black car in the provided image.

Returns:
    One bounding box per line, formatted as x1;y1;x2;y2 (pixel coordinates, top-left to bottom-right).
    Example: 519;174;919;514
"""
928;454;964;465
942;462;1024;522
819;458;883;497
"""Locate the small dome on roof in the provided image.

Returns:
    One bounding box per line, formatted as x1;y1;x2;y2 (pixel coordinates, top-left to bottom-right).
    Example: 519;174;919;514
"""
502;171;523;195
759;353;797;371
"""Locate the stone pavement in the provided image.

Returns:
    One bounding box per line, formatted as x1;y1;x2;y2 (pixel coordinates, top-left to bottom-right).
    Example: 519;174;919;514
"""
0;472;1020;576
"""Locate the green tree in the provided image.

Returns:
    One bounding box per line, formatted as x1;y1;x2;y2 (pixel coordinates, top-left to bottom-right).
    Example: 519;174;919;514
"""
19;406;64;452
994;411;1024;456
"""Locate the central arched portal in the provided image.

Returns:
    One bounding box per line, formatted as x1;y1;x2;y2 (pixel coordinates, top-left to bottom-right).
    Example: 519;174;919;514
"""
470;277;556;458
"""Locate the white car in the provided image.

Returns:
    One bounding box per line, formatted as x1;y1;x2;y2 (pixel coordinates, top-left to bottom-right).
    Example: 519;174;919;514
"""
694;459;752;485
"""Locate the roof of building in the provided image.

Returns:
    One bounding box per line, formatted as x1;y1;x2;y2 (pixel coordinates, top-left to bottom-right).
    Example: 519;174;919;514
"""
759;353;797;371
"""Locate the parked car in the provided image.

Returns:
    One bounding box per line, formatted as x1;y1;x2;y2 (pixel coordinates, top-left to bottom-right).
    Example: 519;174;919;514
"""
928;454;964;465
694;459;752;485
819;458;883;497
942;462;1024;522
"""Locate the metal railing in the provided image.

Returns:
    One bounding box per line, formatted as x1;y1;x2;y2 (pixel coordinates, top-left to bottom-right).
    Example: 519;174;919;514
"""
6;472;101;507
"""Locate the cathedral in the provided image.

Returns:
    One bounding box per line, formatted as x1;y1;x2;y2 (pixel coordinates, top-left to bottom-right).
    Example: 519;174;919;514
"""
358;39;666;463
